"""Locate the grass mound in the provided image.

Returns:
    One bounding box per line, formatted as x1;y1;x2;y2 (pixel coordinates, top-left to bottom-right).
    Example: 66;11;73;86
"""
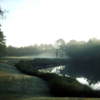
0;63;51;97
0;74;51;97
0;63;21;74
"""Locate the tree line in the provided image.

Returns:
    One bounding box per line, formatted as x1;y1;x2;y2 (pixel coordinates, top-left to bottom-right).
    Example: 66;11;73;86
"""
6;44;55;56
65;38;100;61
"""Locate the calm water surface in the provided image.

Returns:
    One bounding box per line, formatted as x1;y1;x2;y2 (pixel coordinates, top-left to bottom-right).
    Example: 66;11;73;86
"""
39;65;100;90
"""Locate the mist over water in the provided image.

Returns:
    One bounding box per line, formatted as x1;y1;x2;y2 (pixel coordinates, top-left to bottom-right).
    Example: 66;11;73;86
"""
6;52;56;59
35;52;56;58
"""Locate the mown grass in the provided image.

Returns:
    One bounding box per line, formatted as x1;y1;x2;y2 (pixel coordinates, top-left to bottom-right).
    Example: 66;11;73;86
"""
0;63;21;74
0;73;51;96
0;63;52;99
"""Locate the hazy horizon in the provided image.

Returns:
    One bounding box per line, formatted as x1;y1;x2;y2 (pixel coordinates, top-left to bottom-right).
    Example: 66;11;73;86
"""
1;0;100;47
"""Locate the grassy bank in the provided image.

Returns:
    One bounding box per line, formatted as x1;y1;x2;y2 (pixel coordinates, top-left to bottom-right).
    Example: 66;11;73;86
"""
0;63;52;99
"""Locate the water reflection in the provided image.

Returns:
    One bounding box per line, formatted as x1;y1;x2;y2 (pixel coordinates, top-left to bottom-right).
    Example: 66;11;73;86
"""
51;66;65;74
39;65;65;74
39;65;100;90
76;77;100;90
76;77;89;85
91;82;100;90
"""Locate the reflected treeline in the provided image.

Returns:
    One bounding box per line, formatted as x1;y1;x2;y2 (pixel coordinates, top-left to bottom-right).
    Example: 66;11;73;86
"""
61;63;100;84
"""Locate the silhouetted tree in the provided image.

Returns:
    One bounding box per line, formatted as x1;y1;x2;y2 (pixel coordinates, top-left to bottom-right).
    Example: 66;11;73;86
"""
0;8;6;57
55;39;66;58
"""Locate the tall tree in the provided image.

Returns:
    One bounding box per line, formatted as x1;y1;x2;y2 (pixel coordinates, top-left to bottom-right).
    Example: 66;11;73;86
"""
55;39;66;58
0;8;6;57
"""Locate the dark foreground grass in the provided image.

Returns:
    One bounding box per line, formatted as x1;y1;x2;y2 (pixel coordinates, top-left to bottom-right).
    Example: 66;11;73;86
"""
0;96;100;100
18;97;100;100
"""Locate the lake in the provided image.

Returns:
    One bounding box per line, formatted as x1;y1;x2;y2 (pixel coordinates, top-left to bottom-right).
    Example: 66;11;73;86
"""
39;65;100;90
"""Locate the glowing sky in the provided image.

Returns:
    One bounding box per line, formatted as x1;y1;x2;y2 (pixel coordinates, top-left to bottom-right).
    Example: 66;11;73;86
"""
1;0;100;47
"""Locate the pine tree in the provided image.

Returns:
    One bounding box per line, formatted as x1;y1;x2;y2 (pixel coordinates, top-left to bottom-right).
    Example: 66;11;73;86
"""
0;8;6;57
